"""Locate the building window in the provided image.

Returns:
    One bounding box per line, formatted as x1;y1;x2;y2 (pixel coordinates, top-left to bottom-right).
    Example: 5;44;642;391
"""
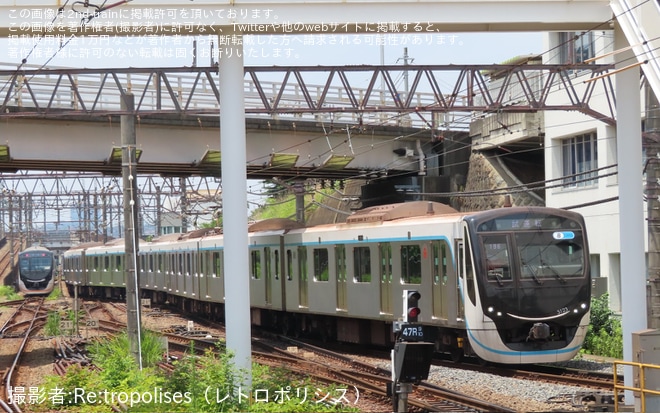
562;132;598;187
559;32;595;64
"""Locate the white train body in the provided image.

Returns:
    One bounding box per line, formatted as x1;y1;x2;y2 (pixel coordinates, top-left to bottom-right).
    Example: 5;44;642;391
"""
62;201;591;364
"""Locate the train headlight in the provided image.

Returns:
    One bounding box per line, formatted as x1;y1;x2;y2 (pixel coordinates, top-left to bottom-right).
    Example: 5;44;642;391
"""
580;303;587;310
496;311;502;317
573;309;579;313
487;306;494;313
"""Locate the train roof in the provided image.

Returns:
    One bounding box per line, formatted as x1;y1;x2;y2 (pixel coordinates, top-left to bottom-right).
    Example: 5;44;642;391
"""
248;218;305;233
20;245;51;253
345;201;458;224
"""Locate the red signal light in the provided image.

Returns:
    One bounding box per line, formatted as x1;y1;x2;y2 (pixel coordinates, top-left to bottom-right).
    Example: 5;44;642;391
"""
408;307;421;318
404;290;421;323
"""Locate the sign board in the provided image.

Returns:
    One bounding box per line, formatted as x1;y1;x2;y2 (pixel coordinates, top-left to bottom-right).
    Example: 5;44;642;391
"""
59;320;74;331
400;323;426;342
85;318;99;328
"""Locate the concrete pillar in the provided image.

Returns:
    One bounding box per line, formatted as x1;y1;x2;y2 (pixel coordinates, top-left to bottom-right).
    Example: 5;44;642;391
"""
219;29;252;387
615;25;647;404
122;93;143;369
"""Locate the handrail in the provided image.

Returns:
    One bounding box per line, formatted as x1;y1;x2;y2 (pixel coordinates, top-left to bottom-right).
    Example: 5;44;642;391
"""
613;360;660;412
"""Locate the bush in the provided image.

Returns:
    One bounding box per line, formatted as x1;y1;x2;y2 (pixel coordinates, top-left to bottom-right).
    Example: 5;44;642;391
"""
44;311;61;336
46;286;62;301
581;293;623;358
41;334;358;412
0;285;20;301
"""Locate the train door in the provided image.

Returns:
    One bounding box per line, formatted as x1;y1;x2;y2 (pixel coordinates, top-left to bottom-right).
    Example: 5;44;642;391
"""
195;249;205;300
209;250;223;301
178;252;184;293
297;246;308;308
186;251;193;296
264;247;272;305
379;243;393;315
431;240;450;320
455;239;465;320
335;244;347;312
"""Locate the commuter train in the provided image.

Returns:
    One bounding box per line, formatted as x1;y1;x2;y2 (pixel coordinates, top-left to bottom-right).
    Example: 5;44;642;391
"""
17;246;57;295
61;201;591;364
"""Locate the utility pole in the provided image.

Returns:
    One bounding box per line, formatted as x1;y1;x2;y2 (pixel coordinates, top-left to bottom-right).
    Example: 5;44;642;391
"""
180;177;188;233
121;93;143;369
294;181;306;224
397;47;414;101
645;82;660;330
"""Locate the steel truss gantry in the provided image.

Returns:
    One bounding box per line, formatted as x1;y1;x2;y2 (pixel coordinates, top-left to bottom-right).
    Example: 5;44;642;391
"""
0;63;617;128
0;171;222;245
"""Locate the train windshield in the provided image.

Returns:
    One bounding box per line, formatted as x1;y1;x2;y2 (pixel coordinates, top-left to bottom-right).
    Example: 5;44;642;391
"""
476;211;587;283
516;232;584;279
19;255;53;280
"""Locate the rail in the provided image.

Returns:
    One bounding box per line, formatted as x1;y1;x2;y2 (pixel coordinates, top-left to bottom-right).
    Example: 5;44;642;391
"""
0;297;46;413
613;360;660;412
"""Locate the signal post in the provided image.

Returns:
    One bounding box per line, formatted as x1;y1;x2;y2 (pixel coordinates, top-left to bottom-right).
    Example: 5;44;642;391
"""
391;290;434;412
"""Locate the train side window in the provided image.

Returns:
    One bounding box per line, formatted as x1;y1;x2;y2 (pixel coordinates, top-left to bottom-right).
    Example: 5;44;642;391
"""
297;246;308;284
157;254;163;273
353;246;371;283
178;253;183;275
94;256;99;272
251;250;261;279
464;229;476;306
313;248;329;282
286;249;293;281
115;256;121;272
264;247;271;281
274;249;280;280
432;241;449;286
186;253;191;275
336;244;346;283
482;235;512;282
401;244;422;284
149;254;154;273
380;243;392;283
212;251;222;278
104;256;110;271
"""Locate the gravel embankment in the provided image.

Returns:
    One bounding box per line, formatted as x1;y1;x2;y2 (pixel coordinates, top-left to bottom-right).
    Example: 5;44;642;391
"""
375;357;621;412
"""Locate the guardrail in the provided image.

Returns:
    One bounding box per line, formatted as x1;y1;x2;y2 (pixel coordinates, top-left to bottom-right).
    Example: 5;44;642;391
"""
613;360;660;412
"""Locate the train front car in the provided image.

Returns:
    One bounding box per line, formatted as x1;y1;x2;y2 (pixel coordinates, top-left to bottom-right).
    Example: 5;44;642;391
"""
462;207;590;364
17;246;56;295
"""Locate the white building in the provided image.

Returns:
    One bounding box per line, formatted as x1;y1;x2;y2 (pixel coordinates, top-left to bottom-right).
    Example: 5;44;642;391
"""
543;30;648;314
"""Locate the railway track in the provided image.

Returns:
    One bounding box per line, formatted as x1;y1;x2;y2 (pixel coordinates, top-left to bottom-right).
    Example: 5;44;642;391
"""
252;336;517;412
429;359;618;391
0;297;47;413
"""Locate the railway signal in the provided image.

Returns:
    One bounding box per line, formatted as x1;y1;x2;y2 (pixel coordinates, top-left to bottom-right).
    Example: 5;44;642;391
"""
391;289;434;412
404;290;421;323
